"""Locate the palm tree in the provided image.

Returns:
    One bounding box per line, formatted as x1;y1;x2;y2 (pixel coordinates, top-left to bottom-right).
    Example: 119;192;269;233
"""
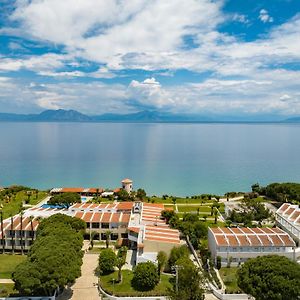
29;216;35;245
105;230;111;248
90;231;97;249
20;210;24;255
115;257;126;283
0;205;5;253
213;208;219;224
10;214;14;254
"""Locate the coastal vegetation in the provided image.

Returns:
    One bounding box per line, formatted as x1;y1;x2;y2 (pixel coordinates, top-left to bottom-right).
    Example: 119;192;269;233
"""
48;192;81;207
132;262;159;291
0;186;47;219
167;256;205;300
252;182;300;204
12;214;86;296
227;197;271;226
237;255;300;300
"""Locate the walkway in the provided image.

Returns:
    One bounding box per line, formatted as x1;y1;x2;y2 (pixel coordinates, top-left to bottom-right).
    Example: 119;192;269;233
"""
57;242;100;300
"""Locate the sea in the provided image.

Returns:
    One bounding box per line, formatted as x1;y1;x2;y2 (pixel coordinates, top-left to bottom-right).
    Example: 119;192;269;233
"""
0;122;300;196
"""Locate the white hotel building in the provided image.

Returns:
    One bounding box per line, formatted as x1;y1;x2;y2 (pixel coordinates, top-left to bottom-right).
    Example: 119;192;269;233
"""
208;227;296;266
0;200;182;264
275;203;300;244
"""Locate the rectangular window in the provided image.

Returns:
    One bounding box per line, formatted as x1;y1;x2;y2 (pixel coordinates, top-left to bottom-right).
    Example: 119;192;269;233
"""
121;233;128;239
101;223;109;229
111;234;118;240
92;223;100;229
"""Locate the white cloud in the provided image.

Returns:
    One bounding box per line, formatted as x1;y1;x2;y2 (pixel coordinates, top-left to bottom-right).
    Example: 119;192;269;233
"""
259;9;274;23
1;1;300;116
232;13;249;24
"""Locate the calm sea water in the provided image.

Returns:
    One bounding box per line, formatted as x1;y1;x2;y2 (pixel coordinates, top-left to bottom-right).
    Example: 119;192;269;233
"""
0;122;299;196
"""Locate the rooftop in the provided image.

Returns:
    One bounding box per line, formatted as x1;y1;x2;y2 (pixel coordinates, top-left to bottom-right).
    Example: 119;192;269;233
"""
210;227;295;248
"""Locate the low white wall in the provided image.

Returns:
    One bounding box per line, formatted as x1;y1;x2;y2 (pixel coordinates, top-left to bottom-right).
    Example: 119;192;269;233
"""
98;282;166;300
208;283;253;300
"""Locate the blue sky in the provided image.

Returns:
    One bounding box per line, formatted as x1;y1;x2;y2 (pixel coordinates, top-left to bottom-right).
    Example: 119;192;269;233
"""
0;0;300;118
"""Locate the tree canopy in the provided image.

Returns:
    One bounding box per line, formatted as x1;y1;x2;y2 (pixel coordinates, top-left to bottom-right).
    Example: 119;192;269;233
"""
168;245;189;269
48;192;81;207
237;255;300;300
98;248;116;274
13;214;85;296
132;262;159;291
168;257;205;300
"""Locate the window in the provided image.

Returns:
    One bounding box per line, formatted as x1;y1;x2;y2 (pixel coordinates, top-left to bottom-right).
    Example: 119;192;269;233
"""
121;233;128;239
101;223;109;229
92;222;100;229
111;234;118;240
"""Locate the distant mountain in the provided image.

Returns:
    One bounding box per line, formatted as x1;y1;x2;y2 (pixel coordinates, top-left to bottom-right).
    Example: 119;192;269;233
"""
33;109;91;121
0;109;212;122
284;116;300;122
92;110;212;122
1;109;299;123
0;109;92;122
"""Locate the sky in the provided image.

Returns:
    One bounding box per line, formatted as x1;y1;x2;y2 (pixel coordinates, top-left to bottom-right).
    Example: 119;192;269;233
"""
0;0;300;118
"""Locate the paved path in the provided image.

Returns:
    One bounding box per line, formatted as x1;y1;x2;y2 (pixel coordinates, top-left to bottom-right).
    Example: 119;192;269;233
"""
57;242;100;300
70;253;100;300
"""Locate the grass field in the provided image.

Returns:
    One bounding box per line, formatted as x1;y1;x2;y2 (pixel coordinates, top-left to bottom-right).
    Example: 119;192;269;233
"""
0;254;27;279
0;190;48;219
0;283;17;297
100;270;172;296
177;205;211;213
219;267;242;294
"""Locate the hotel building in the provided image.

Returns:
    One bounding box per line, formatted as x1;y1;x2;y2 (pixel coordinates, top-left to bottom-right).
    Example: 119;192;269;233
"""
0;200;182;264
208;227;296;266
275;203;300;244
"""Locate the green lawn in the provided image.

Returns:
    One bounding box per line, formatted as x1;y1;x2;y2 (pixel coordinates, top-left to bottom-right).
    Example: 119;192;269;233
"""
177;205;211;213
0;190;48;219
219;267;242;294
0;283;17;297
100;270;172;297
0;254;26;279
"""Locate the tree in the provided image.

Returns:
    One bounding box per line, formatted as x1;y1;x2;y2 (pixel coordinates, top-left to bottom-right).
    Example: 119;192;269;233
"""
216;256;221;270
237;255;300;300
161;210;176;224
116;189;130;201
13;214;85;296
168;246;189;269
115;256;126;283
136;188;146;201
10;214;14;254
213;207;218;224
99;248;116;274
48;192;81;207
157;251;168;276
90;231;97;249
105;230;111;248
0;206;4;253
132;262;159;291
20;210;24;255
168;257;205;300
29;216;35;244
172;197;177;205
251;183;260;193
